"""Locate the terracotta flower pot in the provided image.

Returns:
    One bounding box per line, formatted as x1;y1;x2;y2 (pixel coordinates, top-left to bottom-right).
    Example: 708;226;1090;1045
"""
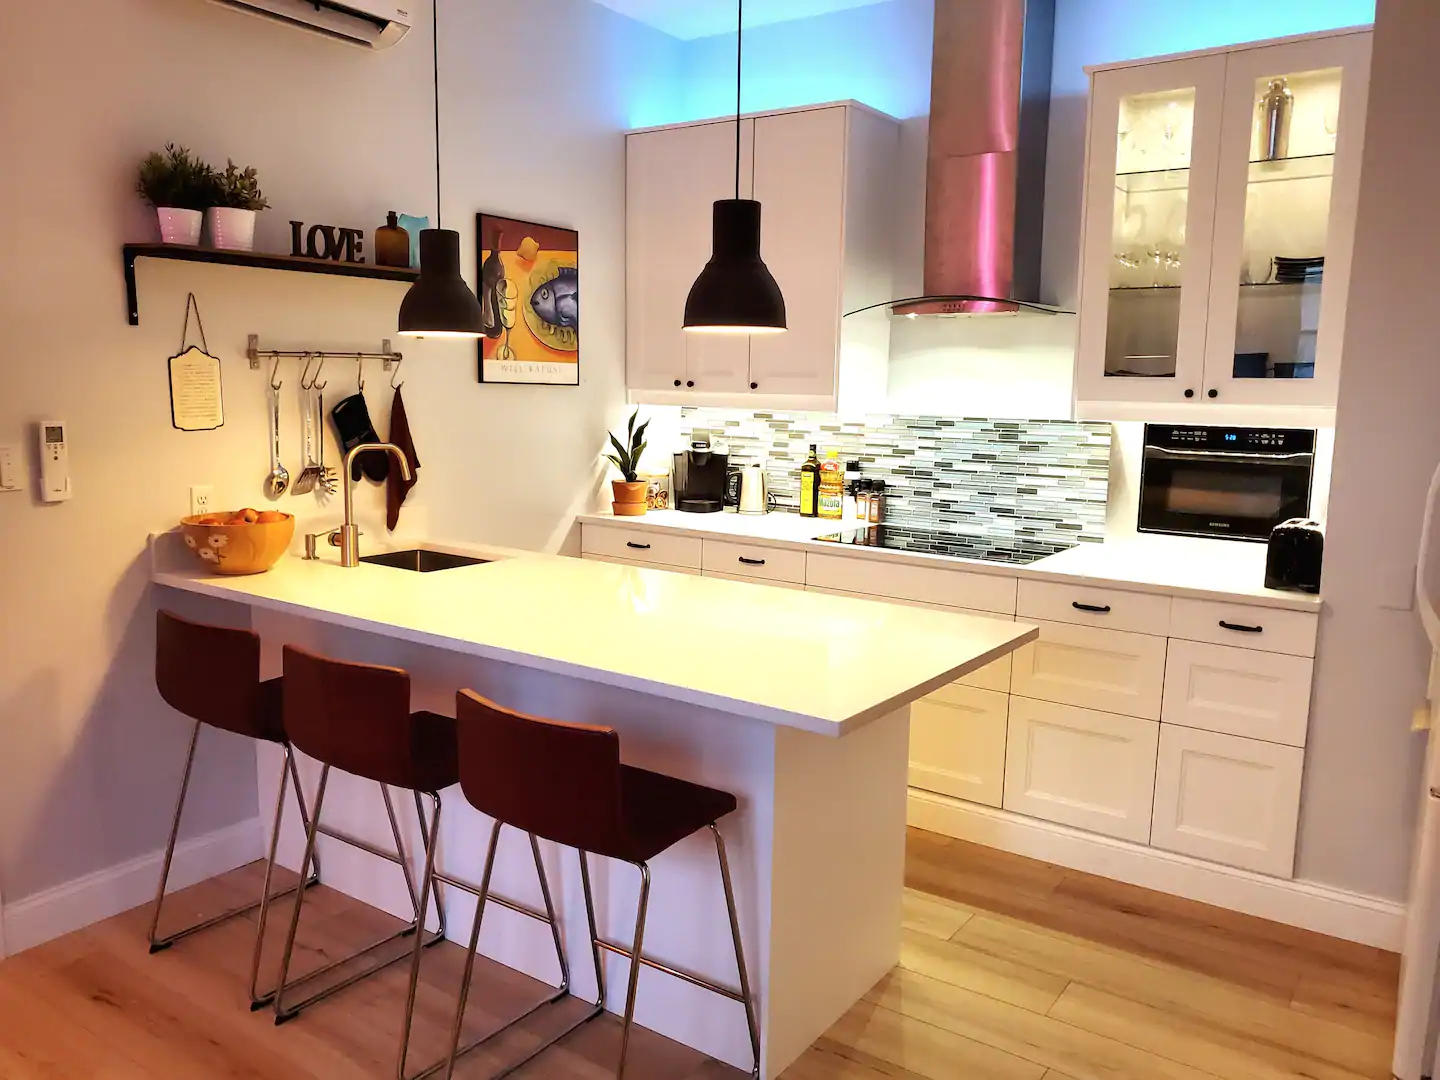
611;479;649;517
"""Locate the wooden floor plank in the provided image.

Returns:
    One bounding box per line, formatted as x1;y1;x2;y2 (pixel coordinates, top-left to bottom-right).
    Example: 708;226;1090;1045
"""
1048;982;1388;1080
823;999;1047;1080
1290;968;1399;1040
957;912;1390;1072
898;928;1069;1013
864;966;1224;1080
902;886;974;940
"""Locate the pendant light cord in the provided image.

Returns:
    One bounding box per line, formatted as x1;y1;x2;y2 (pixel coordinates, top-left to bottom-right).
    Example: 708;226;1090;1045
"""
734;0;742;200
432;0;442;229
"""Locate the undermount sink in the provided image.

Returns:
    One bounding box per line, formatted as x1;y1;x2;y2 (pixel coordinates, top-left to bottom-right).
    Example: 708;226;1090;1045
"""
359;548;492;573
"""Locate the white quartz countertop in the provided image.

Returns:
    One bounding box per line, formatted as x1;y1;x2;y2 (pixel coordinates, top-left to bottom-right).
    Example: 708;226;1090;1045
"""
576;510;1322;612
151;534;1035;736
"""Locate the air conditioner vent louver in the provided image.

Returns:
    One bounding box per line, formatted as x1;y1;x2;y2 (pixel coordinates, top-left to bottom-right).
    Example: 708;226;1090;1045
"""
206;0;411;49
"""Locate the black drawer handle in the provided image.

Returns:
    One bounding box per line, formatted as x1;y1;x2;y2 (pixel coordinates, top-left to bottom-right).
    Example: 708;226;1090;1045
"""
625;541;652;550
738;556;766;566
1219;620;1263;633
1072;602;1112;614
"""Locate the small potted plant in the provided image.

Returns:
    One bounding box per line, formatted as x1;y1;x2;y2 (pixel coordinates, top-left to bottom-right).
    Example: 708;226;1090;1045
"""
136;144;219;246
605;409;651;517
207;159;270;251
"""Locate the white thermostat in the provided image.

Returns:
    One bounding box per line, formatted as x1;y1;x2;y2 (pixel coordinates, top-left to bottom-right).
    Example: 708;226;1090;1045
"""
38;420;71;502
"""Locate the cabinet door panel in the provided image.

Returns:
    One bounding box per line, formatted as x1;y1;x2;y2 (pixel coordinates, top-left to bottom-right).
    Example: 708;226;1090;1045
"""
910;688;1009;807
1076;55;1227;406
1201;32;1371;407
1162;639;1313;746
1151;726;1303;876
1004;697;1158;842
626;120;752;395
747;107;846;398
1010;620;1167;720
582;554;702;576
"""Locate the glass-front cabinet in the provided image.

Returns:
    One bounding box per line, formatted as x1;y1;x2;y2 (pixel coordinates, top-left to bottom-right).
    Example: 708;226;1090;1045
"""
1076;29;1372;417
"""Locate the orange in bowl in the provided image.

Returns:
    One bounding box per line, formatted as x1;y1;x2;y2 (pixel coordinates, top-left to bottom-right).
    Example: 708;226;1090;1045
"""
180;509;295;575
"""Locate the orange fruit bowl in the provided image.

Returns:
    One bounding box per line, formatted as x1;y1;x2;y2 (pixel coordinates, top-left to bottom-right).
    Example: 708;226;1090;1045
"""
179;510;295;575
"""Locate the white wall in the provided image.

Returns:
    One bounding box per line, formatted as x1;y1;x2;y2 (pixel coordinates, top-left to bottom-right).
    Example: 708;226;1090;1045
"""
1294;0;1436;900
0;0;674;911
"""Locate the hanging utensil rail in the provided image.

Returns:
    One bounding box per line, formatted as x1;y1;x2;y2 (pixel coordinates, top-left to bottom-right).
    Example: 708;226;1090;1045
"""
246;335;402;380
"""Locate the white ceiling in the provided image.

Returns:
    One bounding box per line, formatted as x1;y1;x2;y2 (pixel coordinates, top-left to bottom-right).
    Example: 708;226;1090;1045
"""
589;0;894;40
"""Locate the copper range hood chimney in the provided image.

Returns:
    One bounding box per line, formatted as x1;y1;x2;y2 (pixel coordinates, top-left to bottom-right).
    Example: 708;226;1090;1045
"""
886;0;1063;318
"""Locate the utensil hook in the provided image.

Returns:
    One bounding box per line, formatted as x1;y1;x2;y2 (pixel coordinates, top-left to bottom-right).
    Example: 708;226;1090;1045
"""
354;353;365;393
299;352;317;391
269;354;283;392
388;355;404;390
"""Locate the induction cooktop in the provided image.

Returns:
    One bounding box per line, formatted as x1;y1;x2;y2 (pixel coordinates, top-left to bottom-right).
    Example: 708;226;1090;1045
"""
814;525;1076;566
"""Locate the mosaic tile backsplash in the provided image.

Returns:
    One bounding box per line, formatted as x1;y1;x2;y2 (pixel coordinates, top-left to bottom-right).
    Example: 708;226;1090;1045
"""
679;409;1112;546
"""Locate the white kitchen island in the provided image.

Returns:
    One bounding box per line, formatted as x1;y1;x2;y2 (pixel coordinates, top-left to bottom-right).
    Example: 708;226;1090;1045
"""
152;535;1035;1078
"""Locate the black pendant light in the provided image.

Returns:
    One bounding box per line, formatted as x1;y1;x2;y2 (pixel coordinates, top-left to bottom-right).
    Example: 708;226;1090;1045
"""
398;0;484;338
683;0;786;335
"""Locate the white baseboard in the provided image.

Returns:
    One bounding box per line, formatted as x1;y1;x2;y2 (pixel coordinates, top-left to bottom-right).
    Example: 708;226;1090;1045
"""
0;816;264;957
909;791;1406;951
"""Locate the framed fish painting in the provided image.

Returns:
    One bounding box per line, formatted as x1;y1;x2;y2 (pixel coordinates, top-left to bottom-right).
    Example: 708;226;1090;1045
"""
475;213;580;386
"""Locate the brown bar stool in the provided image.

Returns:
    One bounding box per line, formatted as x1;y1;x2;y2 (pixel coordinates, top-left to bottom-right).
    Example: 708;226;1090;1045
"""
419;690;760;1080
150;609;319;1011
271;644;459;1024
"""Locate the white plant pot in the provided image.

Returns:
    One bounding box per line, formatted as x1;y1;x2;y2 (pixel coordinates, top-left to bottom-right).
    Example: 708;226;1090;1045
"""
156;207;203;246
205;207;257;252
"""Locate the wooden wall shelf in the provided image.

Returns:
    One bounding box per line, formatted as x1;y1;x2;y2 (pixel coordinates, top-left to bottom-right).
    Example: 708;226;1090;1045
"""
122;243;418;325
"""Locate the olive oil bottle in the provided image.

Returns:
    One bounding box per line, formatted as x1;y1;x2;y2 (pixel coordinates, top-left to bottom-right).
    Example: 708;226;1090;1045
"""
799;444;821;517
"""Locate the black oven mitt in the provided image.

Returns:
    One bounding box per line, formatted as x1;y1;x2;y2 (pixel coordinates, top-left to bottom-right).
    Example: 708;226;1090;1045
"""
331;392;390;483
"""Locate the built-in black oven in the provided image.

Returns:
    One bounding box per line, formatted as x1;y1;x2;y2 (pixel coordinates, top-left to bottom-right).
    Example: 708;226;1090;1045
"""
1138;425;1315;542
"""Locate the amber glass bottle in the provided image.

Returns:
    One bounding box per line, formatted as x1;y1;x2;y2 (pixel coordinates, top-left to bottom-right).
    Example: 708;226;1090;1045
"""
375;211;410;268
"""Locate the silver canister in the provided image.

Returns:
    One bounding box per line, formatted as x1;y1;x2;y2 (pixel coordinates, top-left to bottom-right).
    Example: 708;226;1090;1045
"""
1258;77;1294;161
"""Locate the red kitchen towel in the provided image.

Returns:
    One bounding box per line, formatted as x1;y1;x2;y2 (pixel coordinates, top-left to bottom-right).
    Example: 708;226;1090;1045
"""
386;387;420;531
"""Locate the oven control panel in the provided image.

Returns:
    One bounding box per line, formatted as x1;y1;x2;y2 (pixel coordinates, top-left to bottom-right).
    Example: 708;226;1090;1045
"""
1145;425;1316;453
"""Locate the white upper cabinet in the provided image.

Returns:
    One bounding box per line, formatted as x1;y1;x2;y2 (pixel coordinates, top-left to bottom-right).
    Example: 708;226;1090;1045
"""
625;103;898;412
1076;30;1371;421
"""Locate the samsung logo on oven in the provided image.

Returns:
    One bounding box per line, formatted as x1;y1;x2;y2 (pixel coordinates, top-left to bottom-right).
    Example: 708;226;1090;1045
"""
1209;522;1231;529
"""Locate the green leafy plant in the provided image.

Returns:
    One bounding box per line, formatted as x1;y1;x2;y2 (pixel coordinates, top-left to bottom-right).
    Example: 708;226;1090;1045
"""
215;160;271;211
135;144;220;210
605;409;650;483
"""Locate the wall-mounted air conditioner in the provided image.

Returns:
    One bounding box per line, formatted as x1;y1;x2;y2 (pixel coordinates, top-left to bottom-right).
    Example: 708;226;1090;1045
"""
207;0;411;49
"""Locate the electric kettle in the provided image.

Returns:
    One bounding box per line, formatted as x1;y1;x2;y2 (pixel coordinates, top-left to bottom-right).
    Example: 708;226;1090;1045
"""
739;464;770;515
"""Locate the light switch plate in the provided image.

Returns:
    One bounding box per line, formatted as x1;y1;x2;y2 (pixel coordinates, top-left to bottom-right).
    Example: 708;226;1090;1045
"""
0;445;20;491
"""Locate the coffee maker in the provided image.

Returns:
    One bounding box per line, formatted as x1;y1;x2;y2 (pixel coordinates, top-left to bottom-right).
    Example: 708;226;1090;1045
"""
672;431;729;513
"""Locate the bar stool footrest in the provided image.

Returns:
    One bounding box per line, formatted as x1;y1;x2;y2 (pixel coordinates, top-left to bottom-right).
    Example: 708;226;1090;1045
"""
274;924;445;1024
407;991;604;1080
596;937;748;1004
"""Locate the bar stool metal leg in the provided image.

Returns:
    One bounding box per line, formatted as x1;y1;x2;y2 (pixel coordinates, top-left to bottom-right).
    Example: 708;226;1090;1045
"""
149;723;320;1010
406;825;602;1080
711;824;761;1079
272;766;444;1024
397;792;446;1080
616;862;653;1080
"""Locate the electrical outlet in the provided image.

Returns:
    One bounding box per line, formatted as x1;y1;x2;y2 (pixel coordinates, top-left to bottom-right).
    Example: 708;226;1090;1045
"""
189;485;215;517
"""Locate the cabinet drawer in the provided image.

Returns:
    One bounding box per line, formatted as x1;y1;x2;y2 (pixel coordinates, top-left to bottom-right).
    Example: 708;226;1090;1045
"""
583;554;701;575
1010;620;1167;720
1163;639;1314;747
1004;697;1159;843
809;586;1012;692
1151;726;1303;877
581;525;702;569
1018;579;1171;636
805;552;1017;614
702;539;807;583
910;687;1008;807
1168;598;1318;657
703;570;804;590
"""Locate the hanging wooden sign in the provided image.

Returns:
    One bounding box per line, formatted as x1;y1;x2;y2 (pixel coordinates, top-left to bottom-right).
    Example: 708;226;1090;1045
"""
289;220;365;264
168;294;224;432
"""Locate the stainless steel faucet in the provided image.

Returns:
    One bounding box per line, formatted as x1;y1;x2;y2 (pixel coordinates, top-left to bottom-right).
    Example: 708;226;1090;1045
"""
323;443;412;567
